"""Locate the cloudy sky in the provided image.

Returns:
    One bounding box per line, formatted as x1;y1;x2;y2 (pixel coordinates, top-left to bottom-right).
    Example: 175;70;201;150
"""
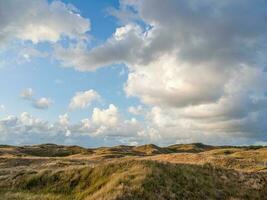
0;0;267;147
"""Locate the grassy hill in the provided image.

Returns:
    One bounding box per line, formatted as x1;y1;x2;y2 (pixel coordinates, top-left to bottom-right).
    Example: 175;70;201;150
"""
0;143;216;157
0;143;267;199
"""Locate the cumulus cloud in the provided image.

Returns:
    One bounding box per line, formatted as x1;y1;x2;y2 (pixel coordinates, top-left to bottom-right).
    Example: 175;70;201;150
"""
54;0;267;70
18;47;48;63
128;105;144;115
58;113;71;136
92;104;119;128
69;89;100;110
1;0;267;145
54;24;144;71
58;113;70;127
0;106;143;145
52;0;267;144
125;54;228;108
33;97;53;110
0;0;90;46
66;104;142;138
0;112;71;145
68;104;141;139
20;88;53;110
0;112;54;137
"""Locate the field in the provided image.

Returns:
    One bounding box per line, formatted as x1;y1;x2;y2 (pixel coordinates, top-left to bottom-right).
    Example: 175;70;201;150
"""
0;143;267;199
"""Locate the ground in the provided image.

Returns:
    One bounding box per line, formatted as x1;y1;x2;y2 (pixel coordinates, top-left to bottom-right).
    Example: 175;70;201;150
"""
0;143;267;199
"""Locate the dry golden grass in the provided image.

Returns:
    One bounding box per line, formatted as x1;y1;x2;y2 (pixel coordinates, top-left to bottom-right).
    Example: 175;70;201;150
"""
144;147;267;172
1;143;267;199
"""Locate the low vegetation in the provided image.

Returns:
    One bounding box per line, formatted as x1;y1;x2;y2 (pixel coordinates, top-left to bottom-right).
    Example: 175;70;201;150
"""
0;143;267;199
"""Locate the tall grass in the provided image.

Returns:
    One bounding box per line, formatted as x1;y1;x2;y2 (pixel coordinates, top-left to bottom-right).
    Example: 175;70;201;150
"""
1;160;267;200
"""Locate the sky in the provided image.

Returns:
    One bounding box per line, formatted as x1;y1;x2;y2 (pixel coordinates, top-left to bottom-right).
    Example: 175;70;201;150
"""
0;0;267;147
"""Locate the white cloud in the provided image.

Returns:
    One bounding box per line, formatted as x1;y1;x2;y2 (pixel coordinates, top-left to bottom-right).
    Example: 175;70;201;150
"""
125;54;228;108
0;112;54;136
0;112;67;144
1;0;267;145
58;113;71;136
69;89;100;110
0;0;90;46
52;0;267;144
33;97;53;110
70;104;143;138
20;88;53;110
53;0;267;71
20;88;34;100
20;112;43;126
54;24;144;71
0;108;143;146
92;104;119;128
58;113;70;127
18;47;48;63
128;105;144;115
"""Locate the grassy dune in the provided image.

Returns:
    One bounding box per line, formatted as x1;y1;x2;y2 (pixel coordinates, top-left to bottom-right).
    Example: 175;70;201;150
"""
0;143;267;199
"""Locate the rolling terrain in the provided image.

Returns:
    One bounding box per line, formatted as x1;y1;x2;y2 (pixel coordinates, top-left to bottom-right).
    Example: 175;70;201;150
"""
0;143;267;199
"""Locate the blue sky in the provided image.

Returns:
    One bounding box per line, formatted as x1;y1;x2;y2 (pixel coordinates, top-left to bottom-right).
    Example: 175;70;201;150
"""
0;0;267;147
0;0;139;121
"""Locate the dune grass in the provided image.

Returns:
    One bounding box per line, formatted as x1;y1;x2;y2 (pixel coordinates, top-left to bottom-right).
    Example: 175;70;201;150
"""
1;160;267;200
1;144;267;199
